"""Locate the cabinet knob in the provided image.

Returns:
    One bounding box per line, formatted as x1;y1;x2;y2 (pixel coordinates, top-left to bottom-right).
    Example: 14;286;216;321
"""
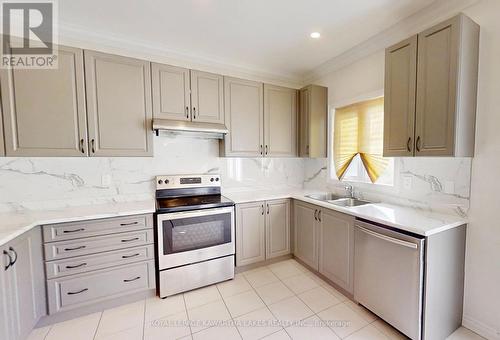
416;136;421;152
8;247;17;266
314;209;318;221
407;137;412;152
80;139;85;154
192;107;196;119
91;139;96;153
186;106;189;119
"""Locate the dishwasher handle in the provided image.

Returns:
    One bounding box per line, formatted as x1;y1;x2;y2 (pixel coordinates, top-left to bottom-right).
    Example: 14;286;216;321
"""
356;226;419;250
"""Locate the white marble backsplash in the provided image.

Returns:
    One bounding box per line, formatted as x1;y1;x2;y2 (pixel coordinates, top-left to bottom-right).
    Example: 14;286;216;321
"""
303;157;472;217
0;135;471;217
0;137;304;212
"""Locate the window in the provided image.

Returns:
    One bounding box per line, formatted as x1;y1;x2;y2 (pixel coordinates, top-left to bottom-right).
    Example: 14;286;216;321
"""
331;97;394;185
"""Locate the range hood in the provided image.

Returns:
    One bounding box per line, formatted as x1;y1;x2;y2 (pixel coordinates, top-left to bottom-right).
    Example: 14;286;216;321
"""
153;119;228;139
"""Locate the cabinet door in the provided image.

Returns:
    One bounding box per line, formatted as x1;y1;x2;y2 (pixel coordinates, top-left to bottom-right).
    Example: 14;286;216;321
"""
266;199;291;259
298;88;310;157
318;209;355;293
264;85;297;157
383;36;417;157
415;17;460;156
190;70;224;124
151;63;191;121
0;45;87;156
85;50;153;156
222;77;264;157
294;201;318;270
236;202;266;266
8;228;45;340
0;248;12;340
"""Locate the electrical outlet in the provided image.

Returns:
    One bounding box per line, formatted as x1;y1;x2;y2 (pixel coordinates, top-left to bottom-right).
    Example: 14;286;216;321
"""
101;174;112;187
403;175;413;190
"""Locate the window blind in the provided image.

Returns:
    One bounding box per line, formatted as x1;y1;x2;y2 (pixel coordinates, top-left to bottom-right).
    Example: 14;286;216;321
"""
333;97;389;183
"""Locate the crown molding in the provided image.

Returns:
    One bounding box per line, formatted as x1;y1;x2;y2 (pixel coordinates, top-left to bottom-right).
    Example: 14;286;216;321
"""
303;0;480;84
57;23;304;89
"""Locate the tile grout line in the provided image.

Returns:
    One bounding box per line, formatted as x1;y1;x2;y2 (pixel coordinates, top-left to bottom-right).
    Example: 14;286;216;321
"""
92;311;104;340
215;283;243;340
141;298;146;340
181;292;193;338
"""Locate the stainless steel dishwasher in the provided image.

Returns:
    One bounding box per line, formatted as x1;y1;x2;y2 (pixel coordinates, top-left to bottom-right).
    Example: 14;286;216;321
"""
354;219;425;340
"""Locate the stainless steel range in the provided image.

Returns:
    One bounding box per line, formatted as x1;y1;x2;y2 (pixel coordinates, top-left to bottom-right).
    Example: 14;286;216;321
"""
154;174;235;298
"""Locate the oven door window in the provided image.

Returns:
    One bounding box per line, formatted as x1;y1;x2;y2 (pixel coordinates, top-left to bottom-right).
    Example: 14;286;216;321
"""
162;212;232;254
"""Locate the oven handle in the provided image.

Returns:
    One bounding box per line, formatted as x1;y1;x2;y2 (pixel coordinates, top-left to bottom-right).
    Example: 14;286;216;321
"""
157;206;234;221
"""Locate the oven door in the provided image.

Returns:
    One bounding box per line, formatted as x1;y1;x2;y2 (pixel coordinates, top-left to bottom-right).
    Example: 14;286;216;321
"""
156;206;235;270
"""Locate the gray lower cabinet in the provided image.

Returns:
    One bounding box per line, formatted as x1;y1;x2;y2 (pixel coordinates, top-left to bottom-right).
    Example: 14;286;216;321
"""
318;209;355;293
43;214;155;314
84;50;153;156
293;201;319;270
222;77;264;157
0;45;88;157
0;227;46;340
264;85;297;157
236;199;291;266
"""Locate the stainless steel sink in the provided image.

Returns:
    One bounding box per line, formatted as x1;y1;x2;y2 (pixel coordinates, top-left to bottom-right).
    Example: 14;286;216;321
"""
329;198;372;207
305;193;344;201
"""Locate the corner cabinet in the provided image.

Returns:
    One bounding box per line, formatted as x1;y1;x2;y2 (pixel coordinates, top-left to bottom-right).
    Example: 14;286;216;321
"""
236;199;291;267
298;85;328;158
221;77;264;157
0;45;88;156
0;228;46;340
384;14;480;157
84;50;153;157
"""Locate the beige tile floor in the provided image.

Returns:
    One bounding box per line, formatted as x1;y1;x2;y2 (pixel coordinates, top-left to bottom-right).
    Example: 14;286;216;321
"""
27;259;485;340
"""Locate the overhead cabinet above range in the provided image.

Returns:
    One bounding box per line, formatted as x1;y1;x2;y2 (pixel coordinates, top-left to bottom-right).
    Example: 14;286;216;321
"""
151;64;226;134
384;14;480;157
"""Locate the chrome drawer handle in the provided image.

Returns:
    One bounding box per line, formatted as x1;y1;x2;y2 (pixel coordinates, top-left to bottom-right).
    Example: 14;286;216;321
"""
122;253;140;259
124;276;141;283
64;245;86;251
357;226;418;249
67;288;88;295
63;228;85;233
65;262;87;269
120;222;139;226
121;237;140;243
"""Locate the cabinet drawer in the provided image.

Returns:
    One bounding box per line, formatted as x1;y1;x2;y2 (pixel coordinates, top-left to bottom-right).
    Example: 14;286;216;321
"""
45;245;154;279
44;230;154;261
47;260;154;314
43;214;153;242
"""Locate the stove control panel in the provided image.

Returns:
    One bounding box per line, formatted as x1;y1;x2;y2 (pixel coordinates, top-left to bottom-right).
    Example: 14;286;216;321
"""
156;174;220;190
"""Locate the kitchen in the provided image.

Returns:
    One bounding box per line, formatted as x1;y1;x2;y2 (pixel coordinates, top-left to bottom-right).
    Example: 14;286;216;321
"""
0;0;499;340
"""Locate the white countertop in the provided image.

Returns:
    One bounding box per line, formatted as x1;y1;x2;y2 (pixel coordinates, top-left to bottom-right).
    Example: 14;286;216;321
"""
0;200;156;246
0;189;467;246
223;189;467;237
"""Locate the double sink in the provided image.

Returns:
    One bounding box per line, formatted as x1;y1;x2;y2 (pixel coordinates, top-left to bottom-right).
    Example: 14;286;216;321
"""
305;193;371;207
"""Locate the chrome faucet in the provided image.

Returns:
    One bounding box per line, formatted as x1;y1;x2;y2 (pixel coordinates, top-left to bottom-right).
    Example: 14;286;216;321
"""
344;184;354;199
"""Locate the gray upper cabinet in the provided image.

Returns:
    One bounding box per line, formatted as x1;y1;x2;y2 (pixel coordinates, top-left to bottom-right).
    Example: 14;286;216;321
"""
85;50;153;156
190;70;224;124
318;209;355;293
415;14;479;157
384;14;479;157
222;77;264;157
264;85;297;157
383;36;417;157
298;85;328;158
0;45;88;156
151;63;191;121
1;228;46;340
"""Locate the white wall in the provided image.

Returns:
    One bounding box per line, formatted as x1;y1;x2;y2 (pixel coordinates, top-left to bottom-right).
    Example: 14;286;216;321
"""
307;0;500;337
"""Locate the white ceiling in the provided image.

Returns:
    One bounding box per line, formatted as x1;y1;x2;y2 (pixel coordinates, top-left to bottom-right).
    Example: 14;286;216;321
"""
59;0;437;80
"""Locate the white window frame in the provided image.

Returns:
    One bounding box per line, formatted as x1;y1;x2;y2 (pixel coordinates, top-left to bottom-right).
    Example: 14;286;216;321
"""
327;89;398;194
